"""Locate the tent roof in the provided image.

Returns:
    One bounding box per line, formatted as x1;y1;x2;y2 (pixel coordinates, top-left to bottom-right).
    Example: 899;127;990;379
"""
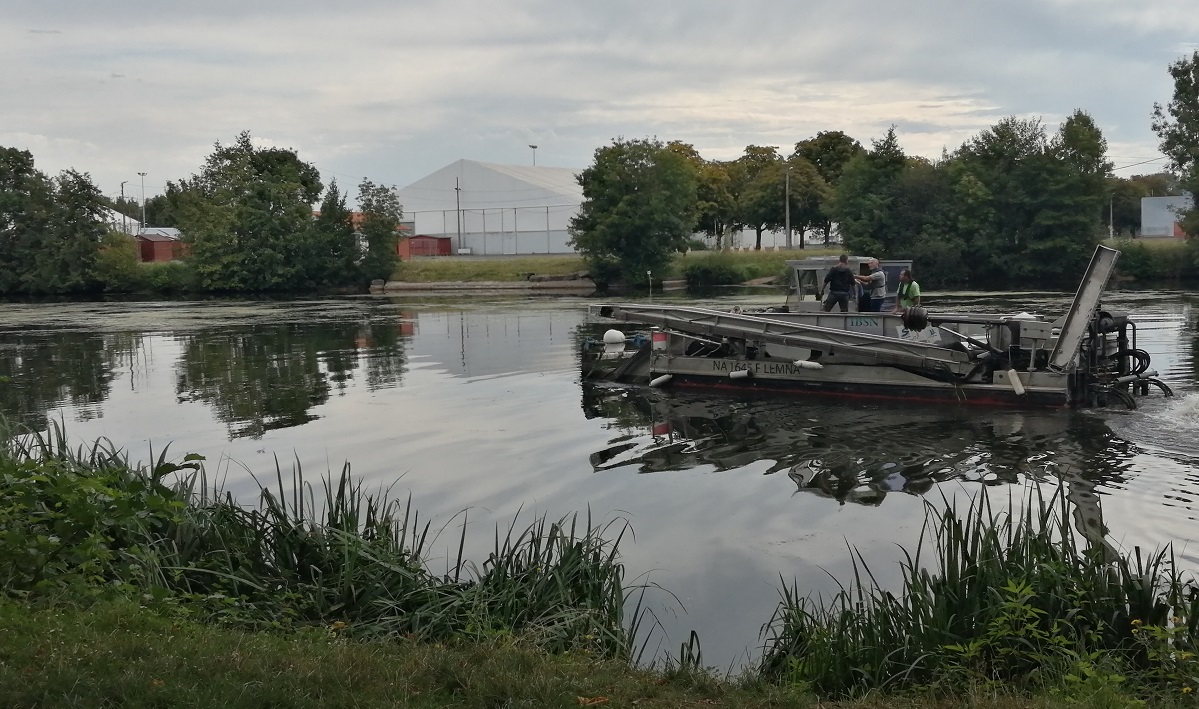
396;159;583;214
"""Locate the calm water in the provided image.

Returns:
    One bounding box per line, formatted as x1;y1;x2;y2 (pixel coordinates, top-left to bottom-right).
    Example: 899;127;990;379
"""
2;290;1198;667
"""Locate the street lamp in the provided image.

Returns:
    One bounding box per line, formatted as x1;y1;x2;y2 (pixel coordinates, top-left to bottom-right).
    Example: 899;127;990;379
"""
529;144;538;166
120;180;128;234
137;172;147;231
784;166;792;249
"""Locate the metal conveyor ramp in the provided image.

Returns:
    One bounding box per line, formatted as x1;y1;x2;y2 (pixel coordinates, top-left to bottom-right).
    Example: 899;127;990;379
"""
591;304;975;373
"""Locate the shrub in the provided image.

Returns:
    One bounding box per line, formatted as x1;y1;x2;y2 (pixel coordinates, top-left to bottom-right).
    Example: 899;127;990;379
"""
681;253;748;289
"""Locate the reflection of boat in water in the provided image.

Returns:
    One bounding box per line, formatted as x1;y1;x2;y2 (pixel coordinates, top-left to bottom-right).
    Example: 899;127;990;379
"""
582;383;1134;510
588;246;1173;409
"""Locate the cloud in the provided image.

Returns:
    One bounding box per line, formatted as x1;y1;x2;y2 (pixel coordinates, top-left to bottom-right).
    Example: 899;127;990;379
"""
0;0;1188;198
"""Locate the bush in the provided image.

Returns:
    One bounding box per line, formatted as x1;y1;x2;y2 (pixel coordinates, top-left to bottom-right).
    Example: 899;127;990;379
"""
142;261;196;293
684;238;709;251
92;232;145;292
681;253;748;289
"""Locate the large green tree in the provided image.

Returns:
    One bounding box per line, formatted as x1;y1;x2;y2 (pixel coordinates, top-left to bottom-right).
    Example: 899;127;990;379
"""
0;147;108;294
357;179;403;283
667;141;736;248
176;131;323;291
569;137;698;286
299;179;358;287
794;131;865;244
730;145;783;250
1152;51;1199;237
826;128;907;257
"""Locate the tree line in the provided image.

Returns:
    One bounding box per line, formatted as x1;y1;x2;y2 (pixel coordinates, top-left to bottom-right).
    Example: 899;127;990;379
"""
570;53;1199;289
0;131;401;295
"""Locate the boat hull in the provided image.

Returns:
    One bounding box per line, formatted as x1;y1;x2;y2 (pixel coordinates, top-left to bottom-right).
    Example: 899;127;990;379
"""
647;355;1069;408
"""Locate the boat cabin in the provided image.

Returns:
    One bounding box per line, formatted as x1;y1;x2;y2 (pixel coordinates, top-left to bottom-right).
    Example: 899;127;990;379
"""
786;256;912;311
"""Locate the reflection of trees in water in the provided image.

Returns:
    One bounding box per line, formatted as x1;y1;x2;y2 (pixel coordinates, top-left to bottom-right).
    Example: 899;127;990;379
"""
0;331;143;429
175;323;407;440
582;384;1134;509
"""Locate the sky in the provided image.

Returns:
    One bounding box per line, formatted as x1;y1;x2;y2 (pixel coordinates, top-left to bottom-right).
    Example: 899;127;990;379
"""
3;0;1197;204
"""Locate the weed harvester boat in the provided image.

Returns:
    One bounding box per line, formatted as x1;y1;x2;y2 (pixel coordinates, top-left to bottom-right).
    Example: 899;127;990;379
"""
585;246;1173;409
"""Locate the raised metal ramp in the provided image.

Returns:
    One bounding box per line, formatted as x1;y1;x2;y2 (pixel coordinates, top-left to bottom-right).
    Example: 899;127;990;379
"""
591;304;974;373
1048;245;1120;372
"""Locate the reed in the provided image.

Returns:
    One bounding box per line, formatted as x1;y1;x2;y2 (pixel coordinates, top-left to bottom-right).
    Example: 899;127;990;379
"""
760;485;1199;698
0;420;635;659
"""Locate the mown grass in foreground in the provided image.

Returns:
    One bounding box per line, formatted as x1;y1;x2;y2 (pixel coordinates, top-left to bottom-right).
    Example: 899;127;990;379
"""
761;487;1199;701
2;598;1171;709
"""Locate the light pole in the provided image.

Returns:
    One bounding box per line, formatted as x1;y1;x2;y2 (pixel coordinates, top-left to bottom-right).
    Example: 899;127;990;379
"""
1109;195;1115;239
120;180;128;234
784;166;792;249
529;144;538;166
137;172;147;231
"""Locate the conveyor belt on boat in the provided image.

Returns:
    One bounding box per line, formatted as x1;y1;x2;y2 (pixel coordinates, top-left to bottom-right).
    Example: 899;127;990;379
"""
590;304;975;374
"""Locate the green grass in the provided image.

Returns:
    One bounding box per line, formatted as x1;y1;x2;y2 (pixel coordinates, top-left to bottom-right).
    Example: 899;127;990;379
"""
392;249;842;284
394;255;587;282
0;597;1169;709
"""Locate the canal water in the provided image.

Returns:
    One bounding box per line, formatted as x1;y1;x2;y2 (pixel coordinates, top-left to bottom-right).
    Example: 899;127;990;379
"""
1;290;1197;667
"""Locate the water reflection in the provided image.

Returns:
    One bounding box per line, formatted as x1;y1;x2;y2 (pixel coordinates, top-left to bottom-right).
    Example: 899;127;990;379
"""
174;322;408;439
0;331;144;429
582;384;1135;507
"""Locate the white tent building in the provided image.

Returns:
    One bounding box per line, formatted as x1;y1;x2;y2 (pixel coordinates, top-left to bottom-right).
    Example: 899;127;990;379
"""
396;159;583;255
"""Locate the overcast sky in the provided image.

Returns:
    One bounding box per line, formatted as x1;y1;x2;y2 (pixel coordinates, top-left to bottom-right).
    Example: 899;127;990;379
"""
3;0;1196;203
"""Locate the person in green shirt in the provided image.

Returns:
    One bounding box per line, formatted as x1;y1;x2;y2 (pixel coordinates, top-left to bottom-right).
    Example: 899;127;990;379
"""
893;268;921;313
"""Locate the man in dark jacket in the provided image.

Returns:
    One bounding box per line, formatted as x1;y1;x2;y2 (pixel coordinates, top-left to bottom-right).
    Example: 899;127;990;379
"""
821;254;856;312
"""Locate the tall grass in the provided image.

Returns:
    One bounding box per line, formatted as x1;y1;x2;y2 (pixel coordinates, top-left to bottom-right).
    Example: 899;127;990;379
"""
0;420;636;659
760;485;1199;698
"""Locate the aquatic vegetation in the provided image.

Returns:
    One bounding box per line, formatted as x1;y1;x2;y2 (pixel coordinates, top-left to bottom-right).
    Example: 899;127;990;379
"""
760;485;1199;698
0;420;634;659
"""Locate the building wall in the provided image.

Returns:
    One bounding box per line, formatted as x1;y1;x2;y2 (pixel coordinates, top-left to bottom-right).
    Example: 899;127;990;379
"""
1141;195;1193;237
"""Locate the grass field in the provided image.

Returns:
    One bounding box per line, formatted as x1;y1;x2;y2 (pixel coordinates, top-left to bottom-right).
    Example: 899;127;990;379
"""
392;248;843;283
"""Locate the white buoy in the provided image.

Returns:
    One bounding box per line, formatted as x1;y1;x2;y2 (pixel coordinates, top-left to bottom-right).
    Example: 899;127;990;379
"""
1007;368;1026;396
729;369;752;379
603;329;626;345
793;360;824;370
649;374;672;388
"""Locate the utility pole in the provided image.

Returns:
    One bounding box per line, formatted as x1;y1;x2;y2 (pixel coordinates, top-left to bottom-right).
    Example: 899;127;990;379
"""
784;166;792;249
120;180;128;234
529;144;538;166
1109;195;1115;239
137;172;147;232
455;177;463;251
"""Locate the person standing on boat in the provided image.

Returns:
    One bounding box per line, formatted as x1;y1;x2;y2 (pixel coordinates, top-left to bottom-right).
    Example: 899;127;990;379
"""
821;254;857;312
892;268;921;313
855;258;886;312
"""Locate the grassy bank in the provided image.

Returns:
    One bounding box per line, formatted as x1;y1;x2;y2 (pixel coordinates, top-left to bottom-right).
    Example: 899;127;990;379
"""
2;422;1196;707
390;248;841;285
2;598;1133;709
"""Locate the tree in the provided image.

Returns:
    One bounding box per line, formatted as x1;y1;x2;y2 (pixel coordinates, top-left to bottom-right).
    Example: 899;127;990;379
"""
730;146;783;250
826;128;907;257
667;141;735;248
300;180;358;287
177;131;323;291
794;131;865;243
357;179;403;283
569;137;698;286
1152;51;1199;236
0;147;107;294
1107;177;1149;238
